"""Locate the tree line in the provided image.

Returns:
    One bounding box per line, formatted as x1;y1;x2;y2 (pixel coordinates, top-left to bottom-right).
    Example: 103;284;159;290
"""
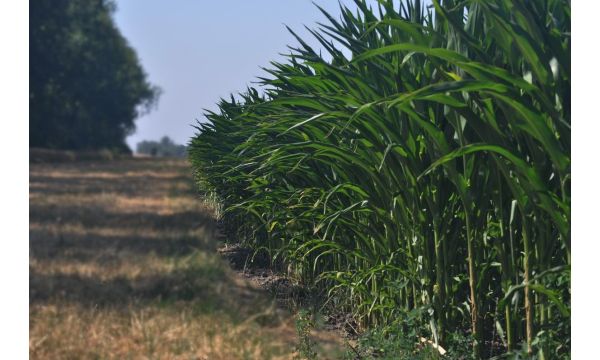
136;136;186;158
30;0;160;153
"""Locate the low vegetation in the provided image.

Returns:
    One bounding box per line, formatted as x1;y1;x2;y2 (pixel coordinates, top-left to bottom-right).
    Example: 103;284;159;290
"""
29;158;344;359
189;0;570;358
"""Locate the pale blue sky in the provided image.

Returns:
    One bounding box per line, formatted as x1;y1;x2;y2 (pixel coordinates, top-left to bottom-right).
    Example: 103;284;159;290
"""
113;1;383;149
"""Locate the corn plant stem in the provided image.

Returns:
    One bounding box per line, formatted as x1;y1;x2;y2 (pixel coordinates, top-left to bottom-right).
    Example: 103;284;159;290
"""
522;216;534;356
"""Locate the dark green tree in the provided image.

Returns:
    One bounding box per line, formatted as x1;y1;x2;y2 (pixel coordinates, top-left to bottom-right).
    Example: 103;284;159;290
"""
136;136;186;158
30;0;160;152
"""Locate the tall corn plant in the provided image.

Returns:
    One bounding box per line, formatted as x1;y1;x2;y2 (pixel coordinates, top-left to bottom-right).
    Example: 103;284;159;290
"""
189;0;570;358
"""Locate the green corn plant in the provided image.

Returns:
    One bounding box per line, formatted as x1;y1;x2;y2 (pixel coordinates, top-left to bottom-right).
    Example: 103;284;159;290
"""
189;1;570;358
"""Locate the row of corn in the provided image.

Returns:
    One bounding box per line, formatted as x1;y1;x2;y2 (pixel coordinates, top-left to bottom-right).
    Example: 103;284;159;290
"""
189;1;570;357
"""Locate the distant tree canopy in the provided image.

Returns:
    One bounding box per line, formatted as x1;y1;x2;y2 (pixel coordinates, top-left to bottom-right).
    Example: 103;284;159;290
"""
136;136;187;158
30;0;160;152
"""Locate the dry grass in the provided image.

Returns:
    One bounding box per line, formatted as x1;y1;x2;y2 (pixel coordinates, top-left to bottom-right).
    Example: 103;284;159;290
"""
29;158;345;359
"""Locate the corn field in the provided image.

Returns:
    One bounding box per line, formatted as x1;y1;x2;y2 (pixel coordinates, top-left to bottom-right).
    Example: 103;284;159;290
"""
189;0;570;358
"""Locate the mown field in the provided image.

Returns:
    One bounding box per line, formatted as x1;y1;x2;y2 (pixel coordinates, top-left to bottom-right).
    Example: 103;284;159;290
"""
29;158;344;359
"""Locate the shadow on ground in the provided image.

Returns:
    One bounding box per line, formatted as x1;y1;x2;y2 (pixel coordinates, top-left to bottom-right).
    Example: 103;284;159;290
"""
29;158;339;359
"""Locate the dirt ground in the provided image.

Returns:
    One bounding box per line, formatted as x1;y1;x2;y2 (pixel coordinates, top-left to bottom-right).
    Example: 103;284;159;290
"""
29;158;345;359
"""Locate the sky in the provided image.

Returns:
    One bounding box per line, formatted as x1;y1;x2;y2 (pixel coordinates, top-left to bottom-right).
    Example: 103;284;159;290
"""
113;0;384;150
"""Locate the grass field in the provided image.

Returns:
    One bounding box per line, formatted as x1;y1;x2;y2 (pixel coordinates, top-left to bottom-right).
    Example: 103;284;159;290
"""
29;158;344;359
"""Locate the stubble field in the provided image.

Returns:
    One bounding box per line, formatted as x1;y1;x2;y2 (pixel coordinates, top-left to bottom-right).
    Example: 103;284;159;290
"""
29;158;343;359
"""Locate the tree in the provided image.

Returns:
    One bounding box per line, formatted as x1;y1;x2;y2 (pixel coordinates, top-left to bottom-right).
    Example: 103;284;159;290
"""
136;136;186;158
30;0;161;152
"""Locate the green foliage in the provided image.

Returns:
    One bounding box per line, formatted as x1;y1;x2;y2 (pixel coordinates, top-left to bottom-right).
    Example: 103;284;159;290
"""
30;0;160;152
294;309;317;360
189;1;570;358
348;330;441;360
344;307;447;359
136;136;187;158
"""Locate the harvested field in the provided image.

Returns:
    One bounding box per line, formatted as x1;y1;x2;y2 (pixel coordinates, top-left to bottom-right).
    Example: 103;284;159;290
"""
29;158;344;359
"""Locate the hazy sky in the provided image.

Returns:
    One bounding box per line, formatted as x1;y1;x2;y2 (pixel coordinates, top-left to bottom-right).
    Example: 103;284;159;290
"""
113;0;381;149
